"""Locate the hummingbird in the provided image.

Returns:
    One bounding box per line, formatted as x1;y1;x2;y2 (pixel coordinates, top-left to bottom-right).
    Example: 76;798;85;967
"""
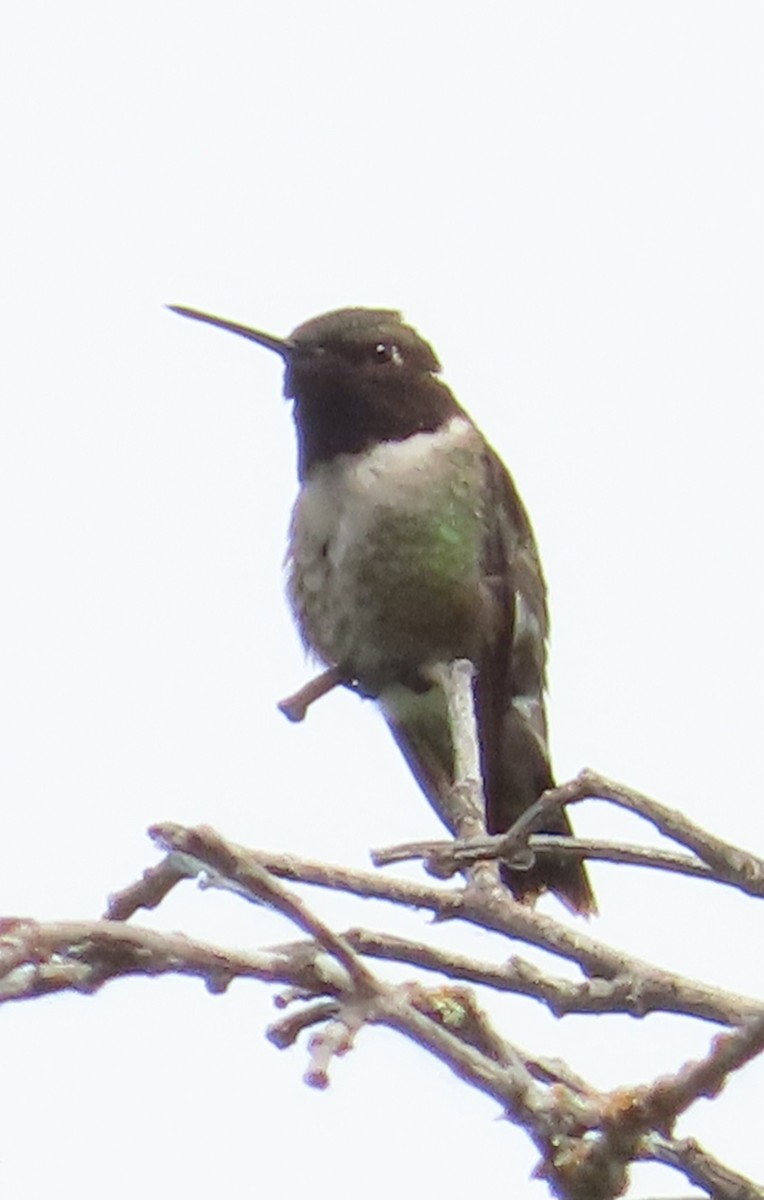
168;303;596;916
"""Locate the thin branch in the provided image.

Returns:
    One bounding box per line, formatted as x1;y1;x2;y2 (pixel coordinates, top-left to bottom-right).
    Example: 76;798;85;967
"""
531;836;713;880
644;1132;764;1199
8;785;764;1198
375;832;718;884
430;658;502;888
374;768;764;901
337;928;763;1024
376;985;630;1198
148;823;376;995
277;666;345;723
267;1000;341;1049
568;770;764;892
426;660;485;829
0;918;345;1003
105;852;194;919
21;759;764;1196
142;824;760;1029
618;1014;764;1134
303;1016;361;1089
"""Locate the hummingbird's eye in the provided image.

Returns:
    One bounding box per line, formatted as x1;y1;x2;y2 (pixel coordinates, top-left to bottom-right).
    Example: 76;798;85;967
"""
373;342;402;366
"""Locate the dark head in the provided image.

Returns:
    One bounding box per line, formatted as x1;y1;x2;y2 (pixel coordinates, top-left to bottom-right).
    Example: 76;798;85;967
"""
168;305;463;478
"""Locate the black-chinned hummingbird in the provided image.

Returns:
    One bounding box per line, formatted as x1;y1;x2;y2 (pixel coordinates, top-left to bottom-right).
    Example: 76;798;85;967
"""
169;303;596;916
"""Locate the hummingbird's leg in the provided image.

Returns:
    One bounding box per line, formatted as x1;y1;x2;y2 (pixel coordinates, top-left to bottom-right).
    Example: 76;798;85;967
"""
277;666;346;723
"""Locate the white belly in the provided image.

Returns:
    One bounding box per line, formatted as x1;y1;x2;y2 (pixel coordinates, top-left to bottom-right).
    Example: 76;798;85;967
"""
287;416;488;686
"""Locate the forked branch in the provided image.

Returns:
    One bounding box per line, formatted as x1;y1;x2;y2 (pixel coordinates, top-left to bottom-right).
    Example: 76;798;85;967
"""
3;762;764;1198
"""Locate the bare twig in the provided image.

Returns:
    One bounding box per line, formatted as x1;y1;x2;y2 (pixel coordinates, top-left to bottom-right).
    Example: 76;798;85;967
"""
574;770;764;887
267;1000;341;1049
139;825;758;1029
375;832;717;883
376;984;629;1198
427;660;483;815
105;852;194;920
10;759;764;1197
277;666;345;722
374;768;764;903
148;823;376;995
0;918;344;1003
426;658;502;889
643;1132;764;1199
617;1014;764;1135
337;928;763;1024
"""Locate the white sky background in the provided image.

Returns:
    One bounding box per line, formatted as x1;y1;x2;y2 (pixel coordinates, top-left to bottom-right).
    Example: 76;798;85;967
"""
1;4;762;1196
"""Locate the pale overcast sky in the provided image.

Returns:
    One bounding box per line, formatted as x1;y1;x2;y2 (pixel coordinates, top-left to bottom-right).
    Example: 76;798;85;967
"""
1;4;762;1197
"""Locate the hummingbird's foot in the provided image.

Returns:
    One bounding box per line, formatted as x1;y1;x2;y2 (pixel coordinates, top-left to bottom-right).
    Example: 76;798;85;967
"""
278;666;346;723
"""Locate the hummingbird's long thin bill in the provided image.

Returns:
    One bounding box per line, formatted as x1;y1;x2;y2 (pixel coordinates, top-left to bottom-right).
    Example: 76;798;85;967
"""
167;305;294;358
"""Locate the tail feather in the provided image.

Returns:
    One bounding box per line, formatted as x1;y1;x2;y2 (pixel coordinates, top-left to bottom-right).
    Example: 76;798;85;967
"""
482;705;597;916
